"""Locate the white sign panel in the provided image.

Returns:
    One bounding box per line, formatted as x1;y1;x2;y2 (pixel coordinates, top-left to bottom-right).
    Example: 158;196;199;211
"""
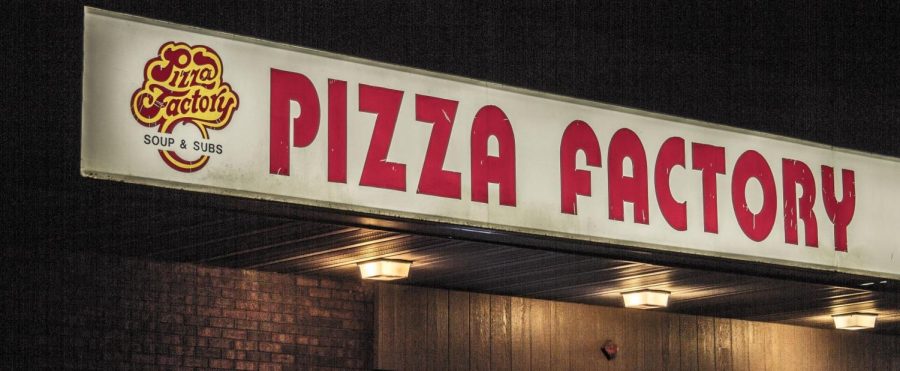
82;8;900;279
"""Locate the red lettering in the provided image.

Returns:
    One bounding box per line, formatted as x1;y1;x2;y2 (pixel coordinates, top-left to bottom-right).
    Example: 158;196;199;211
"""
180;97;190;115
822;166;856;252
328;79;347;183
608;128;649;224
471;106;516;206
655;137;687;231
560;121;601;214
691;143;726;233
782;159;818;247
269;69;320;176
359;84;406;191
732;150;777;242
153;47;190;83
416;95;461;199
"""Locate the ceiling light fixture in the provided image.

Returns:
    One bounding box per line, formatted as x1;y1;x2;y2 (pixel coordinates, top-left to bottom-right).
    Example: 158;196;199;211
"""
832;312;877;330
357;259;412;281
621;289;670;309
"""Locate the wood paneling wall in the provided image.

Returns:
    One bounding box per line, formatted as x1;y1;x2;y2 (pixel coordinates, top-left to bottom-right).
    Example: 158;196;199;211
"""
375;284;899;371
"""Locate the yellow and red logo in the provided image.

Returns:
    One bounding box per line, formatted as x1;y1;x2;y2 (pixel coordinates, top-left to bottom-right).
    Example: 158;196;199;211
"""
131;42;239;172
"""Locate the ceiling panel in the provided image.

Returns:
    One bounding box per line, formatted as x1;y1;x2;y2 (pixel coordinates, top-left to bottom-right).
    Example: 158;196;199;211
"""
34;196;899;336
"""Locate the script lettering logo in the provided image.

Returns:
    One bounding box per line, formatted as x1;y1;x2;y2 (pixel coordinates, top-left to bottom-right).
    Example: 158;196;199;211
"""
131;42;239;172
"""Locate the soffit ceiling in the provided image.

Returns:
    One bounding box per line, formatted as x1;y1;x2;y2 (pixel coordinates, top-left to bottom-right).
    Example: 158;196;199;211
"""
27;180;899;337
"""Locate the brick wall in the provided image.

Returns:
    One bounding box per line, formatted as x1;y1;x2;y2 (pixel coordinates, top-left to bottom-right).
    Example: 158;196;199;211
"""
1;247;374;370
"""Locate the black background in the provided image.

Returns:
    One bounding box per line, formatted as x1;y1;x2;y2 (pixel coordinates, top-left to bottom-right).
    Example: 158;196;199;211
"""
5;1;900;272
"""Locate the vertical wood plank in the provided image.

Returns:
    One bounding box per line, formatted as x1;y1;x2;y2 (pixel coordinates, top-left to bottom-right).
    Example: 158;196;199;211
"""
796;325;810;371
890;335;900;371
429;289;450;371
844;331;860;371
714;318;732;371
603;305;626;371
510;297;531;371
550;301;571;371
570;303;595;371
530;299;551;371
834;328;851;371
868;333;881;371
747;321;767;371
569;303;583;371
403;286;429;371
644;311;665;371
822;328;843;371
490;295;512;371
730;319;749;371
448;291;470;371
613;309;628;371
589;306;604;371
586;303;606;371
698;317;716;371
663;314;682;371
569;303;585;371
680;315;699;371
624;310;646;371
825;327;845;371
763;323;778;371
596;306;610;371
806;327;827;371
426;289;437;371
890;334;900;371
798;325;812;371
375;283;387;369
841;330;854;371
375;284;399;370
470;293;491;371
800;326;813;371
855;332;874;371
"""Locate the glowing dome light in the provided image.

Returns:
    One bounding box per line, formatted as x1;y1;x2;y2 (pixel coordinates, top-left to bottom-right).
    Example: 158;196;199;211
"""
832;313;877;330
621;289;670;309
357;259;412;281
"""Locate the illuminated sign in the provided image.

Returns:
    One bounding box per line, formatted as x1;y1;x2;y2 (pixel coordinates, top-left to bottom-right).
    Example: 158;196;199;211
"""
82;8;899;279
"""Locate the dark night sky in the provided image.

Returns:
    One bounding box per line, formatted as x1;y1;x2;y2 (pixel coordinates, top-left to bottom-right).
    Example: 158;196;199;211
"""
5;1;900;249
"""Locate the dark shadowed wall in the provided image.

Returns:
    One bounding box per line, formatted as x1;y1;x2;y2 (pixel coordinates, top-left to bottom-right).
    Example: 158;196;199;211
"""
1;247;374;370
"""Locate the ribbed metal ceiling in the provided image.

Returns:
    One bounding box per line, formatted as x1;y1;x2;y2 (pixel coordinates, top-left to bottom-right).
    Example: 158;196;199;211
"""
35;186;898;336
